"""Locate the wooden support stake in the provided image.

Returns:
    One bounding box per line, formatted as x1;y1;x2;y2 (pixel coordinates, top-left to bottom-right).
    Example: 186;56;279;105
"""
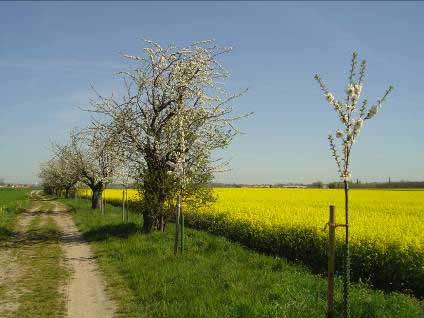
125;189;129;222
180;212;184;253
122;188;125;223
102;191;106;215
174;194;181;255
327;205;336;318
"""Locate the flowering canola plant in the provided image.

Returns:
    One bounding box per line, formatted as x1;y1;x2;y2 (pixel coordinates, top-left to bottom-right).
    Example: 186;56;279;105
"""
84;187;423;248
202;188;423;247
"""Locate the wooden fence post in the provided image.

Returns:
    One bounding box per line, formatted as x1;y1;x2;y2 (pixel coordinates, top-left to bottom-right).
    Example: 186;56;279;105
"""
327;205;336;318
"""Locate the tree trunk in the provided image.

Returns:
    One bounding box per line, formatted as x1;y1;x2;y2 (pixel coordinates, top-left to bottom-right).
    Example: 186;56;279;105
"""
90;183;103;210
142;202;165;232
142;167;166;233
142;211;154;233
141;179;166;233
64;187;70;199
160;213;165;232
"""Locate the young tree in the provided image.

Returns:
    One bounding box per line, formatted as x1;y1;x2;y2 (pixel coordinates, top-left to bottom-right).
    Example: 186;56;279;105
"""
90;39;248;232
314;52;393;317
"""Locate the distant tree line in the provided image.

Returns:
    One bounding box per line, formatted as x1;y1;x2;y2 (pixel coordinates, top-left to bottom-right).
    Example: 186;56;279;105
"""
328;180;424;189
211;180;424;189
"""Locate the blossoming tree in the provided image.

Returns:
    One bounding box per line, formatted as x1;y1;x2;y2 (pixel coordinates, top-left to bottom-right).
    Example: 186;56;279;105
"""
314;52;393;317
39;143;80;197
38;161;64;196
65;128;119;209
90;39;248;233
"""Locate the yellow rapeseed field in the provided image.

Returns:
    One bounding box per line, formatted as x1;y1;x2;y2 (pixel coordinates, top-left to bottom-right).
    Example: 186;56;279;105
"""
206;188;424;248
80;187;423;249
78;187;424;295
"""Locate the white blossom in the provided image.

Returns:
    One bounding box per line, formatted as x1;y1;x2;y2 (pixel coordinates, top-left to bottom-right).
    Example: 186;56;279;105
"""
346;84;356;98
326;93;335;104
365;105;378;119
333;100;341;110
340;171;351;181
353;118;363;135
354;84;362;97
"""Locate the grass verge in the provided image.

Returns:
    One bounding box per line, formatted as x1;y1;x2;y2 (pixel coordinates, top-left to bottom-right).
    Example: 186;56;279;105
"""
62;198;423;317
0;188;29;241
15;214;69;317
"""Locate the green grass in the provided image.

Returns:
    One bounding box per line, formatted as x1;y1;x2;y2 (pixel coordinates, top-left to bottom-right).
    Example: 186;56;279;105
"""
0;188;29;240
62;198;423;318
0;188;30;204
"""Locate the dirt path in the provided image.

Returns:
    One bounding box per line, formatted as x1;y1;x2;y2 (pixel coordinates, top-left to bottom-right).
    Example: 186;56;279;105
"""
51;201;116;318
1;195;115;317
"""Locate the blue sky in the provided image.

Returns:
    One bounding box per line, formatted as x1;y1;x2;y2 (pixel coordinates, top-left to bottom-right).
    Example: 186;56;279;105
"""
0;2;423;184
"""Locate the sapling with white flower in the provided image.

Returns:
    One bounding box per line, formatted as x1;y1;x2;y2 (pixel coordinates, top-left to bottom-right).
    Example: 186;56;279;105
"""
314;52;393;318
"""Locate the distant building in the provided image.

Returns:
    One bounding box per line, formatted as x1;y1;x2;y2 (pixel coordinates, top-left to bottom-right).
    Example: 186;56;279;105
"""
280;185;307;189
0;183;33;189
